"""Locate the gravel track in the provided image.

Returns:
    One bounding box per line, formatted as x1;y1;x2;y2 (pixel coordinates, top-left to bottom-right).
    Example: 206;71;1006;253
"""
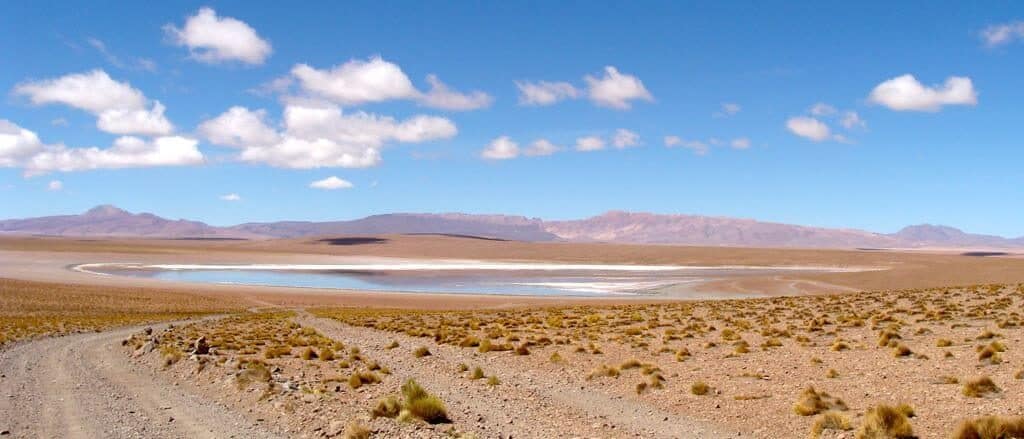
0;323;282;439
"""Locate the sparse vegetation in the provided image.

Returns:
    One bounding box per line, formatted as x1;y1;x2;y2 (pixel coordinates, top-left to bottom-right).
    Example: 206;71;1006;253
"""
855;404;915;439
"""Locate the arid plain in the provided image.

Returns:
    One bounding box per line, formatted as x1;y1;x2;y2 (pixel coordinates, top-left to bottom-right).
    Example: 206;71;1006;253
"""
2;234;1024;438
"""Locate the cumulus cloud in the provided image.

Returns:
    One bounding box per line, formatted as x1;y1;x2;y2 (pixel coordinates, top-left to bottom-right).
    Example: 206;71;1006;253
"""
291;58;490;111
481;136;519;160
419;74;493;110
14;70;145;113
96;102;174;136
291;57;419;105
0;120;45;167
868;74;977;112
584;66;653;110
13;70;173;136
523;139;560;156
611;129;640;148
786;116;833;142
980;21;1024;47
575;135;606;152
310;176;354;190
220;193;241;201
3;119;201;175
515;80;579;106
164;7;272;65
664;136;709;155
23;135;203;175
200;104;456;169
47;180;63;191
198;106;280;148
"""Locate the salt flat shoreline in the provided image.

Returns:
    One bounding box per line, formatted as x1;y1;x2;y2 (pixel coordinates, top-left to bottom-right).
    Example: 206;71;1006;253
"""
4;234;1024;309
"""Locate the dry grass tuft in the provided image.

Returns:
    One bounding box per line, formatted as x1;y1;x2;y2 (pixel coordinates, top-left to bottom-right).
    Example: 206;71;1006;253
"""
342;421;371;439
952;416;1024;439
793;386;847;416
400;379;450;424
855;404;915;439
810;411;853;438
962;376;1001;398
691;381;711;396
413;346;431;358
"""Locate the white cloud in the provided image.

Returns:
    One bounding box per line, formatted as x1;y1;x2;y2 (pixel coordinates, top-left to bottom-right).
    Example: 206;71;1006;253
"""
575;135;605;152
868;74;978;112
523;139;560;156
0;121;204;175
980;21;1024;47
786;116;833;142
809;102;837;116
730;137;751;149
198;106;280;147
515;80;579;106
14;70;145;113
291;57;419;105
310;176;354;190
840;111;866;129
201;104;456;169
419;74;492;110
584;66;653;110
23;135;203;175
13;70;173;136
611;129;640;148
714;102;742;117
0;120;45;167
164;7;272;65
47;180;63;191
220;193;241;201
96;102;174;136
481;136;519;160
664;136;709;155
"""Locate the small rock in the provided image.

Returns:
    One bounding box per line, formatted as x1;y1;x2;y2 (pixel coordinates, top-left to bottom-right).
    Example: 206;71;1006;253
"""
325;420;345;437
191;336;210;355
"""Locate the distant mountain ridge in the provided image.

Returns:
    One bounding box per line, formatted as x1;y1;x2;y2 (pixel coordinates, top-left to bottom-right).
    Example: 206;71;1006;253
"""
2;205;1022;249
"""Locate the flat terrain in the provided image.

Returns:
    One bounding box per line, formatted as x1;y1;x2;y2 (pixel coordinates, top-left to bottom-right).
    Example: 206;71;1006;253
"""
2;235;1024;438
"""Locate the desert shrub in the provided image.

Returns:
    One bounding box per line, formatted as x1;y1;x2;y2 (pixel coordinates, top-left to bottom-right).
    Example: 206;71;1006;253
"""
793;386;847;416
487;375;500;386
470;366;484;380
342;421;371;439
937;338;953;347
372;396;402;418
952;416;1024;439
855;404;914;439
401;379;450;424
691;381;710;396
587;364;620;380
413;346;431;358
810;411;853;438
962;376;1000;398
320;347;335;361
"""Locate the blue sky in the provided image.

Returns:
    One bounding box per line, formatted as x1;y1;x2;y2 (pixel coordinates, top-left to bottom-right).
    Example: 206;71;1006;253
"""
2;2;1023;237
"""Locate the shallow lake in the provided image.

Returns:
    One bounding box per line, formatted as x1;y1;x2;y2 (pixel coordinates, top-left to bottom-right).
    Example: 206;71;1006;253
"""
78;261;874;297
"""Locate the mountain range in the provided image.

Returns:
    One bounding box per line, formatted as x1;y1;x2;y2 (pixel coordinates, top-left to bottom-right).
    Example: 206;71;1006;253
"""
2;205;1022;249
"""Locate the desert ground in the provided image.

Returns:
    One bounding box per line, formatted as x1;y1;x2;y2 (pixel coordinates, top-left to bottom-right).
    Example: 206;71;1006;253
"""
2;234;1024;438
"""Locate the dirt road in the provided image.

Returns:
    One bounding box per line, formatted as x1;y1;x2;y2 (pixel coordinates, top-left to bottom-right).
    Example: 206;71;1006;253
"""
0;324;281;439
